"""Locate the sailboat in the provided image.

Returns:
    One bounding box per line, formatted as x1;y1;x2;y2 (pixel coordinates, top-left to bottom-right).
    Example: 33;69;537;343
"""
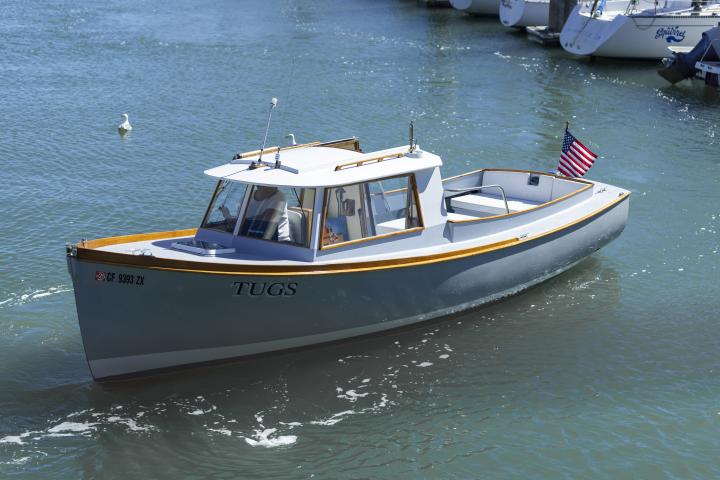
561;0;720;59
451;0;500;16
500;0;551;28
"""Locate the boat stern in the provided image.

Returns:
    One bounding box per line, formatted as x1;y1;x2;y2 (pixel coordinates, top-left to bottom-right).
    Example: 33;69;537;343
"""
560;6;624;57
500;0;549;28
450;0;499;15
500;0;526;27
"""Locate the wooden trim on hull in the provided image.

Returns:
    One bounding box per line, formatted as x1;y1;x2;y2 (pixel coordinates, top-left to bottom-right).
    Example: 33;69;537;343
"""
71;193;629;276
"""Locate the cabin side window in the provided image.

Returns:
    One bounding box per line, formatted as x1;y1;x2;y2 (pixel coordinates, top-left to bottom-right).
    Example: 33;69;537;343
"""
201;180;248;233
322;174;422;248
239;186;316;248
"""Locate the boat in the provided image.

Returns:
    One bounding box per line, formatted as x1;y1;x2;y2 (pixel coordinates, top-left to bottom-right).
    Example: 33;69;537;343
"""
658;26;720;84
500;0;550;28
560;0;720;59
696;51;720;84
450;0;500;16
66;133;630;380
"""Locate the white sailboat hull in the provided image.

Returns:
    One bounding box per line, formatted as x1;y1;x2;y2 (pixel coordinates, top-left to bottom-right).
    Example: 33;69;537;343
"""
561;2;720;59
451;0;500;15
500;0;550;27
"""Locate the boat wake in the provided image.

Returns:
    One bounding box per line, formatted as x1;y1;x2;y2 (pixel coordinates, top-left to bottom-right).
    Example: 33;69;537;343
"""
0;285;72;310
0;407;154;446
0;321;461;466
244;414;298;447
239;374;398;448
0;376;397;457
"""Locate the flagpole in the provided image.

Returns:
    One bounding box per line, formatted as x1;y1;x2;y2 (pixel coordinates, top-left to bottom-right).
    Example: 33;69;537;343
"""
556;121;570;176
557;122;598;179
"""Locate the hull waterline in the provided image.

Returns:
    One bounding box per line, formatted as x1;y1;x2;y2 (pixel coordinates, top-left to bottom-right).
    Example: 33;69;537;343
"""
68;195;629;380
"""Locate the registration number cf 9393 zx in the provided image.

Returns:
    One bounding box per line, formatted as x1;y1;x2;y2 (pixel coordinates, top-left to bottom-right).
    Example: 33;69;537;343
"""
95;270;145;286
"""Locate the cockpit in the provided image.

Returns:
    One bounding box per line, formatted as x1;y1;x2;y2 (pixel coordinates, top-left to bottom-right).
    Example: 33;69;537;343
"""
201;181;315;248
172;140;442;259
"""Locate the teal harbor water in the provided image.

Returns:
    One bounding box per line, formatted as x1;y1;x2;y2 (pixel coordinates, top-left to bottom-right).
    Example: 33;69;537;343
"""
1;0;719;477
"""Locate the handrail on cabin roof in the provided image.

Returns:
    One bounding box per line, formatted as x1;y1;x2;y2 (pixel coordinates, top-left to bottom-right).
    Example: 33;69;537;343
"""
334;152;405;171
233;141;322;160
233;137;362;160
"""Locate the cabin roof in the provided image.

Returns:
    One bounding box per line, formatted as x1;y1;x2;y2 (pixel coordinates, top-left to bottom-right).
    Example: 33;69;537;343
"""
204;145;442;187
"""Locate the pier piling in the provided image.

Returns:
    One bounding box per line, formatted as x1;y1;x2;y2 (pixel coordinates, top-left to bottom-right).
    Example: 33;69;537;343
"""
526;0;576;45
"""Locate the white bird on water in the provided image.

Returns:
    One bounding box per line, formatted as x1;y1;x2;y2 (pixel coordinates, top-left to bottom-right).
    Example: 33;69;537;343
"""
118;113;132;133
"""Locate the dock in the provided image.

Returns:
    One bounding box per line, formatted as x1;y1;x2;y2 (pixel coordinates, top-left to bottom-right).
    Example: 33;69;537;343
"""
527;27;561;46
527;0;576;46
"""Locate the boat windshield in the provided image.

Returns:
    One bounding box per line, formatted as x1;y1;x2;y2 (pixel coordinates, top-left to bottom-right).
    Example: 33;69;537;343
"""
239;186;316;247
322;174;422;248
201;180;248;233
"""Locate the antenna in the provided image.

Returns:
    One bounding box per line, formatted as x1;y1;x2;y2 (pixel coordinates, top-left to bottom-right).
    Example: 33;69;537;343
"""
255;97;278;168
408;120;416;153
274;147;282;169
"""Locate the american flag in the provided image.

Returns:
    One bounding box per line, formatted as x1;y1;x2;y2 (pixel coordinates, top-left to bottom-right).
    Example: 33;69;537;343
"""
557;128;597;178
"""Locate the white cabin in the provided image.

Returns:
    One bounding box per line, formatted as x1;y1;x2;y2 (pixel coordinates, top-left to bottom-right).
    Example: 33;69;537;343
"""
179;138;593;263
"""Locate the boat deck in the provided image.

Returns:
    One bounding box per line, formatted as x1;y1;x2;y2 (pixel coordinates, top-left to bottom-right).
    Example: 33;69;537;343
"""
90;181;628;266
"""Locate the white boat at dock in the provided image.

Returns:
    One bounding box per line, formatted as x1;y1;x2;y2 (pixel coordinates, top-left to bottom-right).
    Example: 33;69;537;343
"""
500;0;551;28
561;0;720;59
696;54;720;83
450;0;500;16
67;135;630;380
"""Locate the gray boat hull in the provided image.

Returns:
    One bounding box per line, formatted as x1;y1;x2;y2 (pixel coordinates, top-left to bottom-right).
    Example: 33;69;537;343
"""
68;196;628;380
